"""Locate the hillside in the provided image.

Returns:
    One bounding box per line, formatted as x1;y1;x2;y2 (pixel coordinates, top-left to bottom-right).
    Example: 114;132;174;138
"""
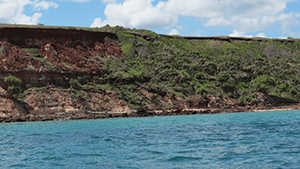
1;24;300;122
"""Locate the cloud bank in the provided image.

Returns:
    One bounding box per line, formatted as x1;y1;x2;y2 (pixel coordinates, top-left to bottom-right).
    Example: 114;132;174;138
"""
168;29;179;35
0;0;58;25
91;0;300;37
229;30;267;38
91;0;178;28
72;0;91;2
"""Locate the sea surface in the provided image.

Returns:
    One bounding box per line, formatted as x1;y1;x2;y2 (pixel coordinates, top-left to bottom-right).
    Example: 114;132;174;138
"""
1;110;300;168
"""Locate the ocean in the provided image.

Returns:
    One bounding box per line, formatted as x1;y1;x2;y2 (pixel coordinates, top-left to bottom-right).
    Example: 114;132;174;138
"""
1;110;300;168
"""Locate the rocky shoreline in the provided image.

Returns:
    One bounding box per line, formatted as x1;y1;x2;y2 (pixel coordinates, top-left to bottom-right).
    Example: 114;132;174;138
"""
1;104;299;123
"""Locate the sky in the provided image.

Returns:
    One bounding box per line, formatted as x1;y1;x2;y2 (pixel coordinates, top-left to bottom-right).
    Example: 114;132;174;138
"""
0;0;300;38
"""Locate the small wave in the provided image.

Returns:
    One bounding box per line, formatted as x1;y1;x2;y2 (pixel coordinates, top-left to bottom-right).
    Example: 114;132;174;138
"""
41;157;64;161
9;164;28;168
174;150;196;154
167;156;202;162
70;153;104;157
186;139;205;144
90;135;101;139
26;133;43;136
148;150;164;155
104;138;112;142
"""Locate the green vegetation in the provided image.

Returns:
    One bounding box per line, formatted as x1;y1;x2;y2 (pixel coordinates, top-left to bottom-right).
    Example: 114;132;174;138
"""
22;48;52;65
70;88;90;101
62;62;74;69
69;79;82;89
5;76;23;93
84;26;300;107
5;76;22;86
22;48;40;56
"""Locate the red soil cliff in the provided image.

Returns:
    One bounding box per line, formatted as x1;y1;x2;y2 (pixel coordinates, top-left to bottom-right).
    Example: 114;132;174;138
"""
1;28;298;123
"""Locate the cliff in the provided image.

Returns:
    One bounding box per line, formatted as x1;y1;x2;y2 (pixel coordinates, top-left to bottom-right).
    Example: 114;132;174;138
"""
0;25;300;122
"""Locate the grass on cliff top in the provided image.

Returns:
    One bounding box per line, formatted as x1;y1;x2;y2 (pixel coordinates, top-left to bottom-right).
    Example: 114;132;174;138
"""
0;23;298;41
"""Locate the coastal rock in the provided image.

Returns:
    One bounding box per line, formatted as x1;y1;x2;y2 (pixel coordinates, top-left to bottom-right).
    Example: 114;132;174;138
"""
0;86;12;98
38;39;123;73
22;86;131;115
0;95;22;116
206;95;222;108
187;96;206;108
0;41;44;72
0;41;12;56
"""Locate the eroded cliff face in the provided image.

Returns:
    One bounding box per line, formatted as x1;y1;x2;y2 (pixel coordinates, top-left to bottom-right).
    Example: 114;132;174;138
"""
3;27;275;123
0;28;125;121
0;28;123;88
0;28;216;122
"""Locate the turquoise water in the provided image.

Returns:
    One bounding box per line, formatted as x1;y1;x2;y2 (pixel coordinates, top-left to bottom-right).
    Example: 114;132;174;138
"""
1;110;300;168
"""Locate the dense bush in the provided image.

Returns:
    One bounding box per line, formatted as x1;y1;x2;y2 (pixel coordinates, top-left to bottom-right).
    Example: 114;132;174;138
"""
95;27;300;106
5;76;22;86
69;79;82;89
22;48;40;57
5;76;23;93
251;75;276;93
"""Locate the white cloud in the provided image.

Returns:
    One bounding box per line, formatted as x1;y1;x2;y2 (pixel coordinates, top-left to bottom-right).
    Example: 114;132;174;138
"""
205;17;232;27
0;0;57;25
12;13;43;25
289;32;300;37
75;0;117;2
91;18;109;28
162;0;298;33
91;0;300;36
168;29;179;35
163;0;293;18
256;33;266;38
278;37;287;39
176;25;184;29
229;30;254;38
230;13;298;33
72;0;91;2
33;0;58;10
191;30;202;36
90;0;178;28
101;0;117;3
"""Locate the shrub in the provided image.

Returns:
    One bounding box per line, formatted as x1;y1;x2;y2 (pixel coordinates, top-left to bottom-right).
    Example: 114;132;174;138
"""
105;97;111;101
5;76;22;86
238;95;259;105
69;79;82;89
251;75;276;93
8;86;22;92
37;57;48;62
62;62;74;69
4;76;23;93
70;88;87;101
22;48;40;57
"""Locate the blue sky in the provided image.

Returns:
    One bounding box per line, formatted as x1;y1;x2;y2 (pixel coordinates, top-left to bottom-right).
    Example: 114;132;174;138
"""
1;0;300;38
